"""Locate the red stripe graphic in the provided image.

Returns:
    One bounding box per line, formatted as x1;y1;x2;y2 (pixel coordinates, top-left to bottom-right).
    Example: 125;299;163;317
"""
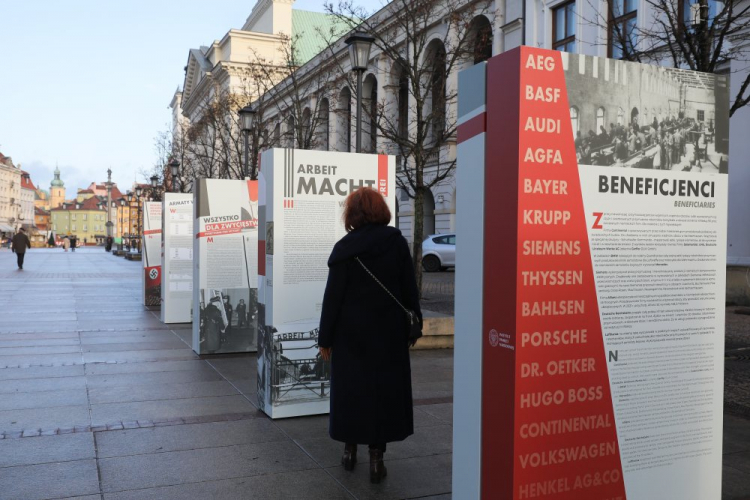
143;229;162;235
377;155;388;197
457;112;487;145
512;47;625;499
258;240;266;276
247;179;258;202
482;48;521;500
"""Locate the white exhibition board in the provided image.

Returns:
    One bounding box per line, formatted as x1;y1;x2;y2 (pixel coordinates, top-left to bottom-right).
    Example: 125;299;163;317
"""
192;179;259;355
161;193;194;324
453;47;729;499
257;148;396;419
142;201;162;307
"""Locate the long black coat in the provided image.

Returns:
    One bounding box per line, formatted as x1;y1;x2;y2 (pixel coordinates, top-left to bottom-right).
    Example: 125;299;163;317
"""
319;224;421;445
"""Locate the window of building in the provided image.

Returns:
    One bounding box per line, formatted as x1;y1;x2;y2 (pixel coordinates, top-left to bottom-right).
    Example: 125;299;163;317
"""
72;224;76;231
697;109;705;121
470;15;493;63
596;107;606;133
570;106;580;135
680;0;718;29
553;1;577;52
71;213;76;220
617;107;625;125
83;214;87;221
608;0;637;59
83;225;87;232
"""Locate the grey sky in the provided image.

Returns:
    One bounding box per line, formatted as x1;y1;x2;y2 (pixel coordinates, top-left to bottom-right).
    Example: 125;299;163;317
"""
0;0;379;196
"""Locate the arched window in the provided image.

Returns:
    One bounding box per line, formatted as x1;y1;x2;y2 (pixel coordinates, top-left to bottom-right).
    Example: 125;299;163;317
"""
423;189;436;236
287;115;296;148
364;74;378;153
427;40;447;144
570;106;580;135
338;87;352;152
617;107;625;125
317;98;330;150
398;67;409;142
596;107;605;133
470;15;493;64
301;108;311;149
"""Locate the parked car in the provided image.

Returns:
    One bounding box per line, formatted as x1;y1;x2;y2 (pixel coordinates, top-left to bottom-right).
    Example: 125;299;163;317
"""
421;233;455;272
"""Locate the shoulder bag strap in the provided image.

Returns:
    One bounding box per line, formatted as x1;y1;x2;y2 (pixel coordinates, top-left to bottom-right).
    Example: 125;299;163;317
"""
355;256;410;314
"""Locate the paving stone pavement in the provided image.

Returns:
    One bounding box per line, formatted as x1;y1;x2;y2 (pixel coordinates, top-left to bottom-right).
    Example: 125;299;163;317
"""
0;247;748;499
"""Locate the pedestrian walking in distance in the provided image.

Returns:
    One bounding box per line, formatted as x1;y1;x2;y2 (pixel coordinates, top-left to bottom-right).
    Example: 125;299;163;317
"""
63;236;70;252
11;228;31;270
318;187;422;484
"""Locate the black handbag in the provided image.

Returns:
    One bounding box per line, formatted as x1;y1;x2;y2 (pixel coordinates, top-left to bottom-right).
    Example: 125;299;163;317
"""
355;257;423;346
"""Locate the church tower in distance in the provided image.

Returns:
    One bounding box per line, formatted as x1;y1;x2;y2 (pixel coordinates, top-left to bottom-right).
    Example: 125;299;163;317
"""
50;166;66;209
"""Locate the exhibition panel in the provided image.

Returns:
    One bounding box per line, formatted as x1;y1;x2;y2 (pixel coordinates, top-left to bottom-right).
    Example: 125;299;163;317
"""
192;179;259;354
257;148;396;419
142;201;162;307
454;47;728;499
161;193;194;324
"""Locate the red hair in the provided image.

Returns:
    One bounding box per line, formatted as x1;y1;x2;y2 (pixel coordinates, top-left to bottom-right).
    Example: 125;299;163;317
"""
343;187;391;232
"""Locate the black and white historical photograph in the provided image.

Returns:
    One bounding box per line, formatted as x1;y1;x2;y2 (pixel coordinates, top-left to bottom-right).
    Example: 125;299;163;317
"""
197;287;257;354
258;317;330;410
563;53;730;174
269;326;330;407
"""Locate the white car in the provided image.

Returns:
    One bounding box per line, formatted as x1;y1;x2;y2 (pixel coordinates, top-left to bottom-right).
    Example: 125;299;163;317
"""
421;233;455;272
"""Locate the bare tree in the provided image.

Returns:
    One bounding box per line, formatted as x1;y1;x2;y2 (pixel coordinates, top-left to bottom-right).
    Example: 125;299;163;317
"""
246;33;339;152
184;88;245;181
324;0;491;292
149;124;194;194
586;0;750;115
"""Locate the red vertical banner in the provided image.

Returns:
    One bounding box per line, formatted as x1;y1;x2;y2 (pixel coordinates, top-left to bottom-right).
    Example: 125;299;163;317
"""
258;241;266;277
247;179;258;202
482;48;522;500
511;47;625;499
377;154;388;197
144;266;161;307
479;47;626;500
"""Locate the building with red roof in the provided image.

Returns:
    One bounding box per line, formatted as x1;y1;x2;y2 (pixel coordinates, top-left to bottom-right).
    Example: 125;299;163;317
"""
50;194;109;245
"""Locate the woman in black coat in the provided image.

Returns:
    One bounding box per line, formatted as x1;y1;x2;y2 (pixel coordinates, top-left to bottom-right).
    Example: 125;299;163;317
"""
318;187;421;484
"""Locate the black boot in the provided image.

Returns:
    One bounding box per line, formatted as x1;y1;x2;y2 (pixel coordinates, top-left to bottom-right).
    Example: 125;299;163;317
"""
369;448;387;484
342;443;357;471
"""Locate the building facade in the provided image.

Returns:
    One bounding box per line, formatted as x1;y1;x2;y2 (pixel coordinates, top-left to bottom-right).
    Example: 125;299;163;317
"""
20;171;36;230
51;196;109;245
170;0;749;269
34;207;50;233
34;186;50;211
0;152;22;235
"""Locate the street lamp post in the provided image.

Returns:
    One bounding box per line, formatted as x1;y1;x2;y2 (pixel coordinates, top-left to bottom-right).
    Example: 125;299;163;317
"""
105;168;113;251
114;197;125;255
345;32;375;153
239;105;256;179
169;159;180;192
126;192;134;252
135;184;143;253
